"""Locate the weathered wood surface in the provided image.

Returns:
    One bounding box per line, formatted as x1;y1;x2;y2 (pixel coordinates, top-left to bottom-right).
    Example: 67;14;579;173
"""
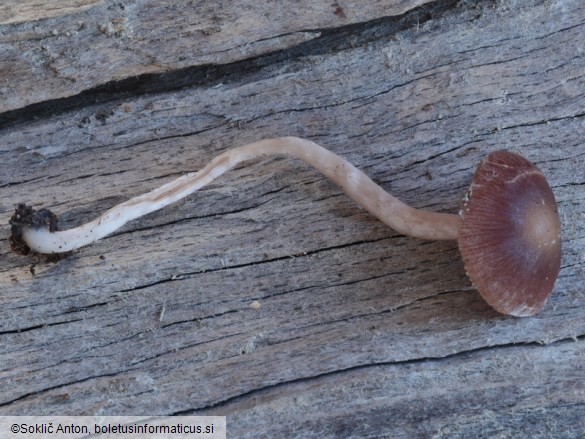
1;0;584;437
0;0;435;113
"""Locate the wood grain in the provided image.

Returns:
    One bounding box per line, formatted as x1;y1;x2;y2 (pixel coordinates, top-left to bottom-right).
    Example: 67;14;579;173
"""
0;1;103;25
1;0;584;437
0;0;435;113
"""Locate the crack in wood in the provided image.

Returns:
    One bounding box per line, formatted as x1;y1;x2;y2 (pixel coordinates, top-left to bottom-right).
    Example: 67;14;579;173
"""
0;318;83;336
2;326;582;411
0;0;472;129
501;110;585;131
115;236;395;294
170;333;585;414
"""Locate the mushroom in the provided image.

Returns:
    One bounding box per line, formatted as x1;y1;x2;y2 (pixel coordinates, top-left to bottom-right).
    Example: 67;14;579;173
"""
458;150;561;316
9;137;561;316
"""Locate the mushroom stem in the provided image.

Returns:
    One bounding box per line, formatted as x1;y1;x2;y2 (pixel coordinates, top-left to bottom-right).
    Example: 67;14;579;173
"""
16;136;459;254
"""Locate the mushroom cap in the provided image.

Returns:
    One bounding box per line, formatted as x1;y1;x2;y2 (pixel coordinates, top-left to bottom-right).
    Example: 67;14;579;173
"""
458;151;561;317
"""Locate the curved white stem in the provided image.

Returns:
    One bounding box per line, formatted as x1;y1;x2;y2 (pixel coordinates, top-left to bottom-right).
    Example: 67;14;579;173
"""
22;137;459;254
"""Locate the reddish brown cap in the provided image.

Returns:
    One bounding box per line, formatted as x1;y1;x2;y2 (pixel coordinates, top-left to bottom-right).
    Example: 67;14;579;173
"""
458;151;561;317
